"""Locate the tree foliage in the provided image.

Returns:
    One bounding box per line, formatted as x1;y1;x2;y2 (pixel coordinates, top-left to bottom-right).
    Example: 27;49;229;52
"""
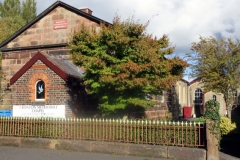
22;0;37;23
204;100;221;148
0;0;37;43
187;37;240;119
69;16;188;116
0;0;21;18
0;16;25;43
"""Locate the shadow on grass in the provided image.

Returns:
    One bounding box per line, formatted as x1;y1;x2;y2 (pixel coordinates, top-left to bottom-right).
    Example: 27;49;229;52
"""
220;117;240;158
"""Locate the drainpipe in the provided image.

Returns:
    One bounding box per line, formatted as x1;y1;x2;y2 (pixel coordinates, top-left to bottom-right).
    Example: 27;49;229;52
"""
187;84;190;106
202;92;205;115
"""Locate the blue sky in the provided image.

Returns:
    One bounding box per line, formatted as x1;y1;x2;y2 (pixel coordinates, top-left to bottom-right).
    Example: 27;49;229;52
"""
3;0;240;81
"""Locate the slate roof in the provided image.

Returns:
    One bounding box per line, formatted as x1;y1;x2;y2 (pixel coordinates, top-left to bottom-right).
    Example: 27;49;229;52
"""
188;77;201;86
0;0;111;51
44;53;83;78
180;78;189;84
10;51;83;85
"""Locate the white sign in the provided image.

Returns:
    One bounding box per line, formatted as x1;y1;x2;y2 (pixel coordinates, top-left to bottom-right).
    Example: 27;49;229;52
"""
13;105;65;118
53;19;68;30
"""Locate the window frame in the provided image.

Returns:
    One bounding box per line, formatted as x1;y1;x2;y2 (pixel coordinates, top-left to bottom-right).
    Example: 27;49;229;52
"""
212;95;217;101
35;80;45;101
194;89;203;104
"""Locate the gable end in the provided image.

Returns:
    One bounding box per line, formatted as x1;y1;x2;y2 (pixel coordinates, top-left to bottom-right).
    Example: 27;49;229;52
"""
0;1;111;50
10;51;69;85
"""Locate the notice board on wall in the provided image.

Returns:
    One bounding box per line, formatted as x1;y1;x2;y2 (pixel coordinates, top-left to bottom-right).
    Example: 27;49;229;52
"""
53;19;68;30
13;105;65;118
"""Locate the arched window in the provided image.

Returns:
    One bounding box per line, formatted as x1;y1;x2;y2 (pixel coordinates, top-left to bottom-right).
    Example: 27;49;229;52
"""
195;89;202;104
36;80;45;100
213;95;217;101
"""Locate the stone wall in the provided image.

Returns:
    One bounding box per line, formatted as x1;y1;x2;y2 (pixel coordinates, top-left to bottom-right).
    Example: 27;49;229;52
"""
5;6;100;49
145;105;168;120
0;137;207;160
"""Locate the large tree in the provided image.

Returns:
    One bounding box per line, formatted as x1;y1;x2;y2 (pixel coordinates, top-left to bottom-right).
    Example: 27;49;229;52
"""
0;16;25;43
0;0;36;99
0;0;21;18
21;0;36;23
69;16;188;116
187;37;240;119
0;0;37;43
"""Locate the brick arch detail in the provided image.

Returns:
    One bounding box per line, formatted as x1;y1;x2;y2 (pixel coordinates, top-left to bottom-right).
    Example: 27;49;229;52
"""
29;72;50;101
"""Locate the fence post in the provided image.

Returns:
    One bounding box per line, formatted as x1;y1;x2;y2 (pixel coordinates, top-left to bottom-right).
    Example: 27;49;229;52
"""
206;119;219;160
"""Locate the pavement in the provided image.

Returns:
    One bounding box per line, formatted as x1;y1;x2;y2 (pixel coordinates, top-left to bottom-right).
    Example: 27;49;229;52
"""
0;146;239;160
220;152;240;160
0;146;172;160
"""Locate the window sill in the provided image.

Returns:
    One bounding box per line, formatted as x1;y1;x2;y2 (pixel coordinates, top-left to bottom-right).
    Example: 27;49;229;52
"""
32;101;45;106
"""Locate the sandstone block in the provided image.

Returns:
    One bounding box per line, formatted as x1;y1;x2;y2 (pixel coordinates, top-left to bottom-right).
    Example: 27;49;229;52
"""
21;138;51;149
55;140;91;152
19;52;31;59
91;141;128;155
168;146;206;160
128;143;168;158
0;137;21;147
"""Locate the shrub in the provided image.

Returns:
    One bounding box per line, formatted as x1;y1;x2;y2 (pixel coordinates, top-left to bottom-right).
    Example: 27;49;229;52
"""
194;116;206;123
220;116;237;135
166;111;173;120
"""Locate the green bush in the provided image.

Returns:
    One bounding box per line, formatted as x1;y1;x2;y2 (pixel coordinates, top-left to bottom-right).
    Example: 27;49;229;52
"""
194;116;206;123
220;116;236;135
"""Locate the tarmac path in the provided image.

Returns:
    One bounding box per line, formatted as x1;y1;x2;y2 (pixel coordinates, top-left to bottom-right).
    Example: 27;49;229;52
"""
0;146;172;160
0;146;239;160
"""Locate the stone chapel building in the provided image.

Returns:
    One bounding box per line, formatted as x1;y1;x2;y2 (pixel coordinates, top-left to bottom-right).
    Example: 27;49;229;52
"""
0;1;110;118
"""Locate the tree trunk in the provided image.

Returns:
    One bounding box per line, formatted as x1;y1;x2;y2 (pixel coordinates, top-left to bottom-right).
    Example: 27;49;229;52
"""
227;104;232;120
206;119;219;160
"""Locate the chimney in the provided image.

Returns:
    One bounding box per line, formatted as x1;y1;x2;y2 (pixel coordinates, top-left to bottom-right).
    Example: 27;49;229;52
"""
80;8;93;15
